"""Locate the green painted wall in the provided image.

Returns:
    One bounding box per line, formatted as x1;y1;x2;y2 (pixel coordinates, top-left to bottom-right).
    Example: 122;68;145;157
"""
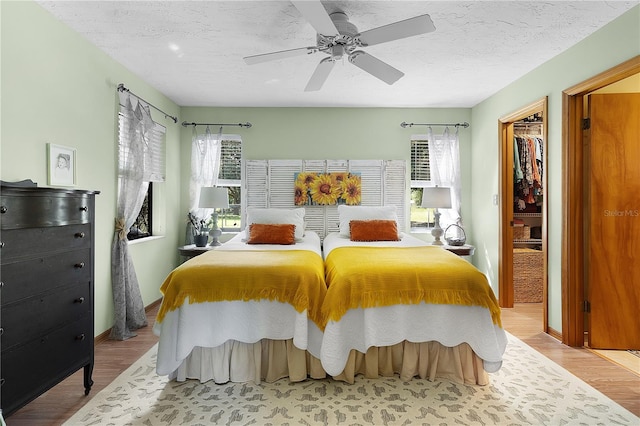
1;1;183;336
470;5;639;331
179;107;473;236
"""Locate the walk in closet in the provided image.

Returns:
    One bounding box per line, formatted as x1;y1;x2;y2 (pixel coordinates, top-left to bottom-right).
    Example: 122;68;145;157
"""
512;114;544;304
498;97;548;332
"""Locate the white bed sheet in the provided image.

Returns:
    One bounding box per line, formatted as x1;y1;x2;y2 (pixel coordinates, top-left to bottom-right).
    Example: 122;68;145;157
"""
322;231;429;257
319;232;507;377
220;229;322;257
153;230;324;378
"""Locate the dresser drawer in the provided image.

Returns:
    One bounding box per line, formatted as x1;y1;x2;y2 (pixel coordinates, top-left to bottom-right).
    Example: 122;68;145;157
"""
0;224;91;261
1;281;92;351
1;249;91;304
1;317;92;416
0;192;93;229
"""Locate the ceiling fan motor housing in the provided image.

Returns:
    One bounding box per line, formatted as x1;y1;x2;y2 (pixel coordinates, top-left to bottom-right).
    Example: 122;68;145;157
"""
317;12;359;59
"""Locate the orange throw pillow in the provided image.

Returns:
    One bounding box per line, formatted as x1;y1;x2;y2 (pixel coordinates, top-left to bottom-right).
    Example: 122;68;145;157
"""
247;223;296;245
349;220;399;242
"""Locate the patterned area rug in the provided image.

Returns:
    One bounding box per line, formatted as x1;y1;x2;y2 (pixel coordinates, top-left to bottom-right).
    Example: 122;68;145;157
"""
64;334;638;425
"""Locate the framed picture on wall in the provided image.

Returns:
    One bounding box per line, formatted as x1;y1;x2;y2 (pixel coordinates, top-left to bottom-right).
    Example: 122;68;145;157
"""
47;143;76;187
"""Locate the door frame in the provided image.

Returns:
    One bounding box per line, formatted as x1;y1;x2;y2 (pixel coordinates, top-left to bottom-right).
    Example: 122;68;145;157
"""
498;98;548;335
561;55;640;346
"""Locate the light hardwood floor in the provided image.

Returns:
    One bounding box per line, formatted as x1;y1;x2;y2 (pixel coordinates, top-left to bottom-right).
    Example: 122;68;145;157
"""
6;302;640;425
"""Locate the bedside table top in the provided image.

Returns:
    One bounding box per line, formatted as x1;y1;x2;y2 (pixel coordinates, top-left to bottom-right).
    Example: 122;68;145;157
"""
178;244;217;257
443;244;475;256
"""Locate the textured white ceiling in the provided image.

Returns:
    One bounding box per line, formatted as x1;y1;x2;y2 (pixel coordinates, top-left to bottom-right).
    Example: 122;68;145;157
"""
36;1;638;107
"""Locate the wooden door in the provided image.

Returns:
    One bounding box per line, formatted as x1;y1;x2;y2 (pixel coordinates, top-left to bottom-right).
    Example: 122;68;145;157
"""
587;93;640;349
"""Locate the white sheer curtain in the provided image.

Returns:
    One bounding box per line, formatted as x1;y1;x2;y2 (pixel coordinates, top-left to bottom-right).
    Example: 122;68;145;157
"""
427;126;462;229
186;126;221;242
110;96;153;340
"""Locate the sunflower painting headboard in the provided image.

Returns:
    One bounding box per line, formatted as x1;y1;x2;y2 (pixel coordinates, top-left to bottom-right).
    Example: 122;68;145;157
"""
242;159;407;240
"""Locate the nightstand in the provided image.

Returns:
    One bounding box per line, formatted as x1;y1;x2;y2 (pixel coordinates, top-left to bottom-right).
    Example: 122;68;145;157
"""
443;244;475;256
178;244;216;260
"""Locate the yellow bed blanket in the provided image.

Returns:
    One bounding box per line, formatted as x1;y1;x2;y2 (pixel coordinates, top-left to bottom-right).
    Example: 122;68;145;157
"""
323;246;502;326
156;250;327;329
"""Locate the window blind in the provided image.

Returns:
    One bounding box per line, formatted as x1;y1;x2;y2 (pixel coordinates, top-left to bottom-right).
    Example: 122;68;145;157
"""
217;139;242;185
410;139;430;185
118;107;166;182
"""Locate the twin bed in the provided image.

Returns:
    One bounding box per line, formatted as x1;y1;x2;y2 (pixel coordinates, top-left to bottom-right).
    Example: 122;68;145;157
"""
153;206;507;386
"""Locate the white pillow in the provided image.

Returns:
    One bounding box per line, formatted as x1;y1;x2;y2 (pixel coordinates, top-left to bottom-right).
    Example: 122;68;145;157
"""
338;205;399;237
246;207;305;240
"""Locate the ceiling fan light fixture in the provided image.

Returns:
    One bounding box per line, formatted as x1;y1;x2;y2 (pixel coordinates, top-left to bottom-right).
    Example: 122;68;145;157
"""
331;44;345;60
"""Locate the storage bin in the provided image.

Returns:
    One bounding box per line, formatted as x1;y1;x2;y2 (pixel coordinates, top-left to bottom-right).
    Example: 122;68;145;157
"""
513;224;530;240
513;248;543;303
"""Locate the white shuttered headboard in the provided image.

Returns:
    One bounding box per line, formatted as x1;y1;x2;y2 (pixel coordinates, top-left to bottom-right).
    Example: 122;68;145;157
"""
242;159;407;240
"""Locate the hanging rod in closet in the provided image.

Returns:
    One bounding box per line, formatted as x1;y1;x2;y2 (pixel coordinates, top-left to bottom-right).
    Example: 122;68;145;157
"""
117;84;178;123
400;121;470;128
181;121;252;129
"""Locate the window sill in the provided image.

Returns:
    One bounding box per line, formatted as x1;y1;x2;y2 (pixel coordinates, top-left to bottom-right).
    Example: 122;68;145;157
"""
128;235;165;245
410;227;433;234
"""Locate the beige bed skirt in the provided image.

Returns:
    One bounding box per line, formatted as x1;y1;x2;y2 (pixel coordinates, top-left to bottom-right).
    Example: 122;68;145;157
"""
172;339;489;386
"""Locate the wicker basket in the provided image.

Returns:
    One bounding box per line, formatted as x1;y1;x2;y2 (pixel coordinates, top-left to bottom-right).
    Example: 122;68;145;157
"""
513;224;530;240
513;248;543;303
444;224;466;246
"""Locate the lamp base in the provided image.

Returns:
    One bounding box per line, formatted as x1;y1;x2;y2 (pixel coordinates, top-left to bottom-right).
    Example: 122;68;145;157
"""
431;229;444;245
209;228;222;246
431;210;444;245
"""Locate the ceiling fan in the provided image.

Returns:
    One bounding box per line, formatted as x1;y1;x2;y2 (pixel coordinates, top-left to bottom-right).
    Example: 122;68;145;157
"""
243;1;436;91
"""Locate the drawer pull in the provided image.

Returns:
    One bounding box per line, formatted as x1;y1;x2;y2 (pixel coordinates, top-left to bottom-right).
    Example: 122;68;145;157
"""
0;281;3;288
75;297;85;304
0;206;6;213
74;262;85;269
0;378;4;386
76;334;86;341
0;327;3;335
79;206;88;212
75;232;86;238
0;242;4;248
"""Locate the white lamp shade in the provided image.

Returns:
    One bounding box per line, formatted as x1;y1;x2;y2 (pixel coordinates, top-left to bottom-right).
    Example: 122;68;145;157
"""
421;186;452;209
198;187;229;209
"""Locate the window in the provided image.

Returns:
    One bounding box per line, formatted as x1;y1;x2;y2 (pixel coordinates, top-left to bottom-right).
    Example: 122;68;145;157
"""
127;184;152;239
216;138;242;231
117;103;166;240
410;138;435;229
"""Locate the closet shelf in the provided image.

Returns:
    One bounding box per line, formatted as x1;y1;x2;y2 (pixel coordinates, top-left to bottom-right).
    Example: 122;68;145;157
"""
514;239;542;245
514;212;542;217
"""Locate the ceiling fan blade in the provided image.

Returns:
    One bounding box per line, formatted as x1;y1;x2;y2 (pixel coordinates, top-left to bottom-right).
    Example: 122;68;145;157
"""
292;1;339;36
305;58;335;92
243;46;316;65
357;14;435;47
349;51;404;85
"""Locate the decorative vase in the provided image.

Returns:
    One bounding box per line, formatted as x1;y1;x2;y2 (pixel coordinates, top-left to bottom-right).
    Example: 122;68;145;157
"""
194;233;208;247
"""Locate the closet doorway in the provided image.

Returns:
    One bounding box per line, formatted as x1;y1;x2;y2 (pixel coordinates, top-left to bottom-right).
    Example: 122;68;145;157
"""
498;98;549;334
562;55;640;348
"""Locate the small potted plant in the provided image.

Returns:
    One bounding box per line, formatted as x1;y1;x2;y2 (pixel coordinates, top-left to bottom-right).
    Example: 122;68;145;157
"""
188;212;209;247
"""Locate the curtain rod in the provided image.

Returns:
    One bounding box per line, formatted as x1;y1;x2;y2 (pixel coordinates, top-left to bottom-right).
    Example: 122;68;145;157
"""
182;121;252;129
117;84;178;123
400;121;469;128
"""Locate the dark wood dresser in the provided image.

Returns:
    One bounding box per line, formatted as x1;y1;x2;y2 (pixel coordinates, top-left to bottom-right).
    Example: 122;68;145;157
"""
0;185;99;417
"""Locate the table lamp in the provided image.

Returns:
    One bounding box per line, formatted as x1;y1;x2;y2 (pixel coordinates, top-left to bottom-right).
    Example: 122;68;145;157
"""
421;186;452;245
198;187;229;246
